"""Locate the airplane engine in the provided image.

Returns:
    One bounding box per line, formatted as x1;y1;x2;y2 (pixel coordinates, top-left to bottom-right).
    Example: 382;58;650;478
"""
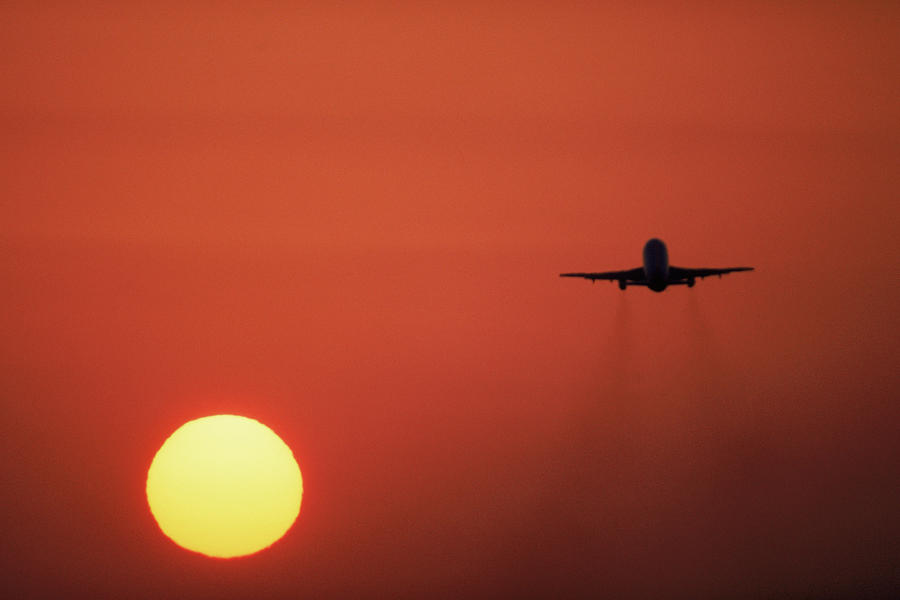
618;279;627;290
687;277;695;288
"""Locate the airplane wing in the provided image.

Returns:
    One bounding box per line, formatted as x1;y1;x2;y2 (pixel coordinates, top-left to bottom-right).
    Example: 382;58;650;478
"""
668;266;754;280
559;267;645;281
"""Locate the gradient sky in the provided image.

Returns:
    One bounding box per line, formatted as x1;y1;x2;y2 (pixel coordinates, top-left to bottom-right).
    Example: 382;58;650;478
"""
2;3;898;598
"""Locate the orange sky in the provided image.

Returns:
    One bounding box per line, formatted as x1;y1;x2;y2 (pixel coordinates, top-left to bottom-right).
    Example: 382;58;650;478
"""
2;3;899;598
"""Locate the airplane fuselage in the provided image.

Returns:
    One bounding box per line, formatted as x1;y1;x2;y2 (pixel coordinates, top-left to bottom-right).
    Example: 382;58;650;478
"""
642;238;669;292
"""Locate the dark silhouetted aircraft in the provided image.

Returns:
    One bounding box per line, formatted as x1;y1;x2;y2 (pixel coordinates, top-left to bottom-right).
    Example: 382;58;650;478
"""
560;238;753;292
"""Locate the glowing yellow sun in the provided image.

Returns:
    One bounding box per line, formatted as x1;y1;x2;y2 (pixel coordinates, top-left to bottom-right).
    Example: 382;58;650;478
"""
146;414;303;559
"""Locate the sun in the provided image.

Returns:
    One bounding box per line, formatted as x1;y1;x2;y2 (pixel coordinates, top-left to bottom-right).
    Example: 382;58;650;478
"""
146;414;303;559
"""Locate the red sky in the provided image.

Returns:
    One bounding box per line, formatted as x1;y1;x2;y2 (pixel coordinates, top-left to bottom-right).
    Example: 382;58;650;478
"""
2;2;898;598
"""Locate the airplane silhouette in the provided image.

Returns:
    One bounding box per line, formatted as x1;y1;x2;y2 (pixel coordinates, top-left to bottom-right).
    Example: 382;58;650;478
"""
560;238;753;292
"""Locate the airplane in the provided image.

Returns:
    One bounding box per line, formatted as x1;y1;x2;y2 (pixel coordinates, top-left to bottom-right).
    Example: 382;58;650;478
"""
560;238;753;292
